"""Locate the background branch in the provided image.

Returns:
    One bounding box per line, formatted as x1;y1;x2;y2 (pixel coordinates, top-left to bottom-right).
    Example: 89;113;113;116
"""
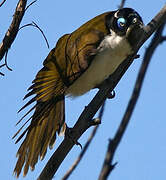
0;0;7;7
25;0;37;11
98;21;166;180
19;21;50;49
0;0;27;60
118;0;126;9
0;0;27;75
37;5;166;180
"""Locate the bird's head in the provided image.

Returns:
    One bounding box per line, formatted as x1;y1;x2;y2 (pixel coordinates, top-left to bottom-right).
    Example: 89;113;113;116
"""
105;8;144;47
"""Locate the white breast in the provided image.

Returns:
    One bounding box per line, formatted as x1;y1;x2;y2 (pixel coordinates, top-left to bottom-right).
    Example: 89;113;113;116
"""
66;32;132;96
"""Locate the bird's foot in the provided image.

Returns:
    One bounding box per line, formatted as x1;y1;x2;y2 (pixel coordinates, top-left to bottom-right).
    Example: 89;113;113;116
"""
96;80;116;99
65;126;82;149
107;90;116;99
134;54;140;59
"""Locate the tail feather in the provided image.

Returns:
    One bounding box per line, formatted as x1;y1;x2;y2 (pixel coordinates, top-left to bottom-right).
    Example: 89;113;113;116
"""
14;35;71;177
14;97;65;177
13;47;67;177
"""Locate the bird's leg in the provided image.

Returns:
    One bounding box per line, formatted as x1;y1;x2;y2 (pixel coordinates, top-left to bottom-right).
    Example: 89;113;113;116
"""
96;54;140;99
96;80;116;99
65;125;82;149
107;90;115;99
106;54;140;99
134;54;140;59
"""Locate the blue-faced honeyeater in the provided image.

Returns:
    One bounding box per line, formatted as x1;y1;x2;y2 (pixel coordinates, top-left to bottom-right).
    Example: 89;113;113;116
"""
13;8;143;177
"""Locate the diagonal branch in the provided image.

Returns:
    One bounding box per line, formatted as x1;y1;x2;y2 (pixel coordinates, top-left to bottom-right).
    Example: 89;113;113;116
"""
0;0;27;76
61;126;99;180
0;0;27;60
0;0;7;7
37;5;166;180
0;0;40;76
61;102;106;180
98;21;166;180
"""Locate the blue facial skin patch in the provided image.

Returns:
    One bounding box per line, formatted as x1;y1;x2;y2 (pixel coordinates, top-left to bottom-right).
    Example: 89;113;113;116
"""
117;17;126;29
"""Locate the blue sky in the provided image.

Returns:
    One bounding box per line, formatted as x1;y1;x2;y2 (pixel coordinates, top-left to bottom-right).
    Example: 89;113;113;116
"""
0;0;166;180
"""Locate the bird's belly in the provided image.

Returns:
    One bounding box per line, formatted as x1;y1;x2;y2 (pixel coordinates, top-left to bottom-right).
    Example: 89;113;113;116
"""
66;49;129;96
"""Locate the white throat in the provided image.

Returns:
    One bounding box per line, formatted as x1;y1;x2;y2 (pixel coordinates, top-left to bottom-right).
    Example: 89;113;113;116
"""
66;31;132;96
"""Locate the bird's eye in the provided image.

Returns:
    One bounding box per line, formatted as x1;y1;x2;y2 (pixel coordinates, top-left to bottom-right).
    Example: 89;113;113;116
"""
132;17;137;24
117;17;126;30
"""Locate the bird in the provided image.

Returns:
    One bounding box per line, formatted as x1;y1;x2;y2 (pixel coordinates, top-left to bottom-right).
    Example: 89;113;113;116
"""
13;7;143;177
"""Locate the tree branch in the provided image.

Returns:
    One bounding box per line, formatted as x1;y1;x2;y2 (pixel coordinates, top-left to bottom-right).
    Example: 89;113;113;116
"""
119;0;127;9
98;21;166;180
37;5;166;180
0;0;7;7
61;102;105;180
0;0;27;75
160;36;166;43
0;0;27;60
25;0;37;11
19;21;50;49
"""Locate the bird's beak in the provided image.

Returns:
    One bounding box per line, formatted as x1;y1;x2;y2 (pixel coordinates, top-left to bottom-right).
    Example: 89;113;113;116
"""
126;17;144;47
132;17;144;27
127;17;144;36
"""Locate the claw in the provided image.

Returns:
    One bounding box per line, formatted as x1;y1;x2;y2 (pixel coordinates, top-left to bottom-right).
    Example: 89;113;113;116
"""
134;54;140;59
75;141;82;149
65;126;82;149
107;90;115;99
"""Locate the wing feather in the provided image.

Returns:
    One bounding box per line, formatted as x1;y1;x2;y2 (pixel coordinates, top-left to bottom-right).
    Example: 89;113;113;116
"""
14;11;109;177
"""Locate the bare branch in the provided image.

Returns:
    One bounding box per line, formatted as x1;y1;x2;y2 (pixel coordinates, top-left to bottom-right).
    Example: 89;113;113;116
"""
61;102;105;180
61;127;98;180
118;0;126;9
25;0;37;11
0;64;5;75
37;5;166;180
0;0;27;60
0;0;39;75
0;72;4;76
0;0;27;76
160;36;166;43
4;50;12;71
0;0;7;7
19;21;50;49
98;20;166;180
0;50;12;76
0;64;5;68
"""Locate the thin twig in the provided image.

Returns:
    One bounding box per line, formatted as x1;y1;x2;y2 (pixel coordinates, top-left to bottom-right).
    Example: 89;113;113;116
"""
0;71;5;76
37;5;166;180
32;21;49;49
98;22;166;180
5;50;12;71
61;102;106;180
0;64;5;68
19;23;32;29
119;0;126;9
19;21;50;49
0;0;6;7
25;0;37;11
0;50;13;74
0;63;5;76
